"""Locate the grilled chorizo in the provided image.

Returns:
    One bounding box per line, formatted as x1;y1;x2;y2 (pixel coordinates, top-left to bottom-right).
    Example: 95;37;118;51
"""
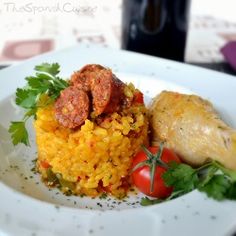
70;64;125;115
91;70;125;115
70;64;104;91
55;86;89;129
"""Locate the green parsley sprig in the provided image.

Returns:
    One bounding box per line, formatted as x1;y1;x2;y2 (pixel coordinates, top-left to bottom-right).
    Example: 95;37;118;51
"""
8;63;69;146
141;160;236;206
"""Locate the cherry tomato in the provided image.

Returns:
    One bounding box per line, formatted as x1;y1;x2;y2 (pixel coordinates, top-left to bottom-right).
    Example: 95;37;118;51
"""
131;146;180;198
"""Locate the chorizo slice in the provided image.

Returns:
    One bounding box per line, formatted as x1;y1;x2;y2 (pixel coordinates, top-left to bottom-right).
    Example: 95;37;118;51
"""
91;70;125;115
54;86;89;129
70;64;104;91
70;71;90;92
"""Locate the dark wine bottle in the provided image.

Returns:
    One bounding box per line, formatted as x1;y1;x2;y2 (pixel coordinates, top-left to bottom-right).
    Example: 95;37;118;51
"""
121;0;191;62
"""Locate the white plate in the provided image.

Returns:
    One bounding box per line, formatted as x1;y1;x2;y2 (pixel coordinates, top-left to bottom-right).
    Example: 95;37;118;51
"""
0;45;236;236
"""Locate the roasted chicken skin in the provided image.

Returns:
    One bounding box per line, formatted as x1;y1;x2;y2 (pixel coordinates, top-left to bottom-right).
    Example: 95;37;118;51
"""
149;91;236;170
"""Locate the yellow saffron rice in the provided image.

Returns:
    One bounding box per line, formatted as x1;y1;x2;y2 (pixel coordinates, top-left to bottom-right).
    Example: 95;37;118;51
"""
35;97;148;198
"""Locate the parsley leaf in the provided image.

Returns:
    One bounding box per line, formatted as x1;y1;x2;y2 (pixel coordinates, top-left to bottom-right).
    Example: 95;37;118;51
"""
226;182;236;200
9;62;69;146
8;121;29;146
34;63;60;76
198;175;231;200
163;162;199;193
26;75;51;93
15;88;38;109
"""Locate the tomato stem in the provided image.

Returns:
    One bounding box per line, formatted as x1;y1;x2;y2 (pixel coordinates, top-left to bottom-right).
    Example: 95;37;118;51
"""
150;143;164;192
141;144;168;169
130;161;149;174
150;159;157;192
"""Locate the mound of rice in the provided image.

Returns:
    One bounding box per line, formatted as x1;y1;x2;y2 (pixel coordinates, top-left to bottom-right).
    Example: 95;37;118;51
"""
35;100;148;198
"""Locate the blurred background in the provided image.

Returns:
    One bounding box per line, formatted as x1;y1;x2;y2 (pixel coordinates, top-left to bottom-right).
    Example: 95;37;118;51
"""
0;0;235;74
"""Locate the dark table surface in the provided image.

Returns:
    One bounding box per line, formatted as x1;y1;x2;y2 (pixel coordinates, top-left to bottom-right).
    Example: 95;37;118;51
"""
0;62;235;76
